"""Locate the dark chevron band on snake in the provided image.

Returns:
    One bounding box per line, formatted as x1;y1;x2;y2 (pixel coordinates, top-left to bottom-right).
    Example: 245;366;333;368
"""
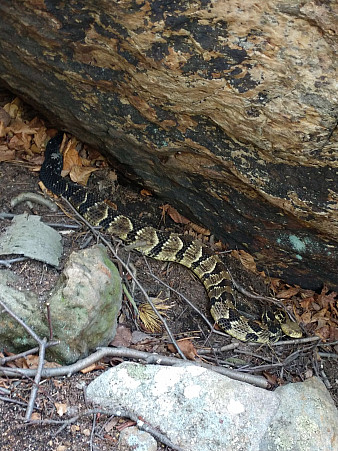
40;132;302;343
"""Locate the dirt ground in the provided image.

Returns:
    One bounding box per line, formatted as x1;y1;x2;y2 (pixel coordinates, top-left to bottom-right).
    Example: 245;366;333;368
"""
0;131;337;449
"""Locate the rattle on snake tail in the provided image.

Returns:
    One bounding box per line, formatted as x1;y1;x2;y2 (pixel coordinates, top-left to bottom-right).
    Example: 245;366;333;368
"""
40;132;302;343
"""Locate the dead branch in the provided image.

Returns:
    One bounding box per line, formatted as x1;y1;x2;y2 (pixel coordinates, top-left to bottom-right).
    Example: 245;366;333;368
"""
26;407;183;451
10;192;59;211
0;346;269;388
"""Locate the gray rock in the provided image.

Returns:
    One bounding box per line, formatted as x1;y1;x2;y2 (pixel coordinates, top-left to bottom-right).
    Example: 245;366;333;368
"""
0;245;122;364
0;213;62;266
118;426;157;451
86;362;280;451
260;377;338;451
86;362;338;451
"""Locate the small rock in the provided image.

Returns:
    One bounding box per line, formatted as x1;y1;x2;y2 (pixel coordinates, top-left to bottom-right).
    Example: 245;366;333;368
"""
118;426;157;451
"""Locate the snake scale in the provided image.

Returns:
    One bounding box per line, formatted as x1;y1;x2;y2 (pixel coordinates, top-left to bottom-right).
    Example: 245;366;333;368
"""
40;132;301;343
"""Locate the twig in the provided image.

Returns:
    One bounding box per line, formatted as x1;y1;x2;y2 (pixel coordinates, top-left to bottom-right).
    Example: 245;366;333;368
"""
247;336;320;347
0;396;37;408
0;298;43;345
90;412;97;451
10;192;59;211
60;196;187;361
46;303;53;340
25;337;47;420
318;352;338;359
0;341;59;365
26;407;183;451
0;346;269;388
0;257;27;267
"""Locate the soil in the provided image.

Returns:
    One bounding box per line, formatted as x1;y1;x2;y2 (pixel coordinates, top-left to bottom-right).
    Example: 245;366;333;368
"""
0;112;337;449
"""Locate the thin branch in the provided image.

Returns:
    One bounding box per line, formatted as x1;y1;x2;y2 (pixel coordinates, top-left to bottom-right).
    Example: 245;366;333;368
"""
10;192;59;211
0;257;27;267
0;346;269;388
25;337;47;420
26;408;183;451
0;341;59;365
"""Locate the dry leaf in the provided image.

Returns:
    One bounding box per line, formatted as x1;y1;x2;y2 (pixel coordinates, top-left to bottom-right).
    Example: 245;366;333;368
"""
69;165;98;185
104;417;119;432
231;249;258;273
56;446;68;451
140;189;152;196
110;324;132;348
70;424;80;433
276;286;300;299
160;204;191;224
189;222;211;236
62;145;82;173
167;338;198;360
30;412;41;421
55;402;68;417
0;149;15;162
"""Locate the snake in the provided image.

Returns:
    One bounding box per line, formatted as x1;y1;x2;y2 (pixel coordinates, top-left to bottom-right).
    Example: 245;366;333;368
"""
40;132;302;343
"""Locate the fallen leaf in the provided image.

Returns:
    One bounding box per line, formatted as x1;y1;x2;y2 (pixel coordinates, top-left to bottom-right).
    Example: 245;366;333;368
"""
69;165;98;185
104;417;119;432
55;402;68;417
110;324;132;348
300;296;315;310
0;149;15;162
276;286;300;299
30;412;41;421
231;249;258;273
189;222;211;236
167;338;198;360
160;204;190;224
140;189;152;196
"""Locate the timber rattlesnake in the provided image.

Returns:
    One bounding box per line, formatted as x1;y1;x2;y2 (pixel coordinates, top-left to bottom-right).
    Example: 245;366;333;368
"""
40;132;301;343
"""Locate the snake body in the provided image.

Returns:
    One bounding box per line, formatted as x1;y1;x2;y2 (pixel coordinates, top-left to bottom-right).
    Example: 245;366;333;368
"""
40;133;301;343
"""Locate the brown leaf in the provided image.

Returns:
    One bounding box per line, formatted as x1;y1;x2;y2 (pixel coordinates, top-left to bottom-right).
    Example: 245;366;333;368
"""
276;286;300;299
231;249;258;273
160;204;190;224
55;402;68;417
69;165;98;185
30;412;41;421
167;338;198;360
110;324;132;348
62;146;82;173
0;107;11;127
189;222;211;236
140;188;152;196
263;371;278;385
300;296;315;310
0;148;15;162
300;311;312;325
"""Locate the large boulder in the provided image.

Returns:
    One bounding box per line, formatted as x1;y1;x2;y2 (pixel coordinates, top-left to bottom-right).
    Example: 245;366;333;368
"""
0;1;336;289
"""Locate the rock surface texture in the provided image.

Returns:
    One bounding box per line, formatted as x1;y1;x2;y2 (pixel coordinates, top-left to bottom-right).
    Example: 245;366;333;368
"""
86;362;338;451
0;245;122;364
0;1;337;289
